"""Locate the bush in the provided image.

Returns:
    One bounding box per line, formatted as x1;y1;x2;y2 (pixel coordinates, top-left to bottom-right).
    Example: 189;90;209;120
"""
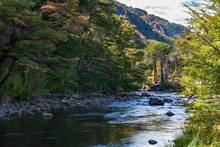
160;80;182;91
173;101;220;147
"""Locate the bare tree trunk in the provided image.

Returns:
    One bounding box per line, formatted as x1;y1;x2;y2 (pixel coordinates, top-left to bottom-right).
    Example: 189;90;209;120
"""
153;59;157;84
164;57;169;81
160;59;164;83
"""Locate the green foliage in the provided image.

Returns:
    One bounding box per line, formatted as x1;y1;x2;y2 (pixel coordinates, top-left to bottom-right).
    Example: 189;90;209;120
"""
0;0;77;99
143;40;172;84
173;1;220;146
175;0;220;99
144;40;171;57
159;81;181;91
0;0;147;99
174;101;220;147
174;130;196;147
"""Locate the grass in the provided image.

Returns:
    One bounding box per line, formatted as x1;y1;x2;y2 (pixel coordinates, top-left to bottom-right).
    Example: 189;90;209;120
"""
173;130;196;147
173;100;220;147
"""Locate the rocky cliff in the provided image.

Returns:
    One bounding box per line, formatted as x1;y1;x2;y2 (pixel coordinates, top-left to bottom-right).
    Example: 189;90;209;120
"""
115;1;186;43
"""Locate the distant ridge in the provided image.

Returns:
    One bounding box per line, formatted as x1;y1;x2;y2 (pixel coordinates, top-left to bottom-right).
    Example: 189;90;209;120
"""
115;1;186;43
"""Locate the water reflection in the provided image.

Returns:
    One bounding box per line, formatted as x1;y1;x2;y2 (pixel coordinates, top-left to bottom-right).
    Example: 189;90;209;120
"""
0;92;187;147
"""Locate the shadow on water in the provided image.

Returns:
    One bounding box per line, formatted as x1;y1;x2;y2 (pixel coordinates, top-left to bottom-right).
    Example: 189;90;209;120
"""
0;92;187;147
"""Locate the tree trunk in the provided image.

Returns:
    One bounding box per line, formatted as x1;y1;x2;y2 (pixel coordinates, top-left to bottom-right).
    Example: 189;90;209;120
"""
160;59;164;83
0;59;16;87
23;68;29;88
153;59;157;84
164;57;169;81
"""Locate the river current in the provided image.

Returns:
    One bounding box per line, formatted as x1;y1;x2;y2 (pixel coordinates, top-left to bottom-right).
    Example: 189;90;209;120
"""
0;92;187;147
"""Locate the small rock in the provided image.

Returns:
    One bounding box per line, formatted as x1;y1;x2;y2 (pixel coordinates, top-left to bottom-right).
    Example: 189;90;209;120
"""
148;140;157;145
165;111;175;116
149;98;164;106
163;98;173;103
41;112;53;118
189;95;196;100
188;96;196;103
62;98;69;103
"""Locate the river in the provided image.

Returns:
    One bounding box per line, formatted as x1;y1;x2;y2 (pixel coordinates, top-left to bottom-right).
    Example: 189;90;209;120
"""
0;92;187;147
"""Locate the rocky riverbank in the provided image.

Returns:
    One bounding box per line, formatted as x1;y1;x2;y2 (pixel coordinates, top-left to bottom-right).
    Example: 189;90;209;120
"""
0;92;188;147
0;92;145;120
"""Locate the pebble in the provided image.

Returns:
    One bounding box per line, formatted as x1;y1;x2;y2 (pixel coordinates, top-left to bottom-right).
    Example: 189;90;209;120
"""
0;93;137;120
41;112;53;118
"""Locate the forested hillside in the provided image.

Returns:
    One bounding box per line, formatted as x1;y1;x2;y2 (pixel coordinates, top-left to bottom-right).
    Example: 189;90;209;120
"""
0;0;184;100
0;0;148;99
115;1;186;43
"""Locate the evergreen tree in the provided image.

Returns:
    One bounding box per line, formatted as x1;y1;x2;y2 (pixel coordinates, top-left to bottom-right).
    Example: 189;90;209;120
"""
0;0;66;98
0;0;148;98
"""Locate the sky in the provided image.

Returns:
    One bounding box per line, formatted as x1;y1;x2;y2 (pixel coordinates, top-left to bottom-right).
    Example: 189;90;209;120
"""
117;0;194;25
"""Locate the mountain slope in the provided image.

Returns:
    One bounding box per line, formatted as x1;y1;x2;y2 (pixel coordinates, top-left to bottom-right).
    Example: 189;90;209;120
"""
115;1;186;43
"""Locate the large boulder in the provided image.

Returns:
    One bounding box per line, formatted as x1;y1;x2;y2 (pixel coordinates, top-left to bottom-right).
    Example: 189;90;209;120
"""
149;98;164;106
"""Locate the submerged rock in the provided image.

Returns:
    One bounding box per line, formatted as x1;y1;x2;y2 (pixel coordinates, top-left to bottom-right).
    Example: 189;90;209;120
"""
163;98;173;103
149;98;164;106
148;140;157;145
165;111;175;117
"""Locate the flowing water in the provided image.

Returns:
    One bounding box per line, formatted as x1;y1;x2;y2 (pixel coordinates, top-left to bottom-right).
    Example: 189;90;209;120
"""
0;92;187;147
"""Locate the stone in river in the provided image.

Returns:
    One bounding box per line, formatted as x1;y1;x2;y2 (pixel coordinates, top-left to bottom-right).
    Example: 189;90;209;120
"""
41;112;53;118
148;140;158;145
149;98;164;106
163;98;173;103
165;111;175;116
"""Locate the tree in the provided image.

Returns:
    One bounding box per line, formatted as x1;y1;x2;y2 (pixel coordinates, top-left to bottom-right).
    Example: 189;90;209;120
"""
144;41;171;84
0;0;148;98
175;0;220;98
0;0;68;98
0;0;80;98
